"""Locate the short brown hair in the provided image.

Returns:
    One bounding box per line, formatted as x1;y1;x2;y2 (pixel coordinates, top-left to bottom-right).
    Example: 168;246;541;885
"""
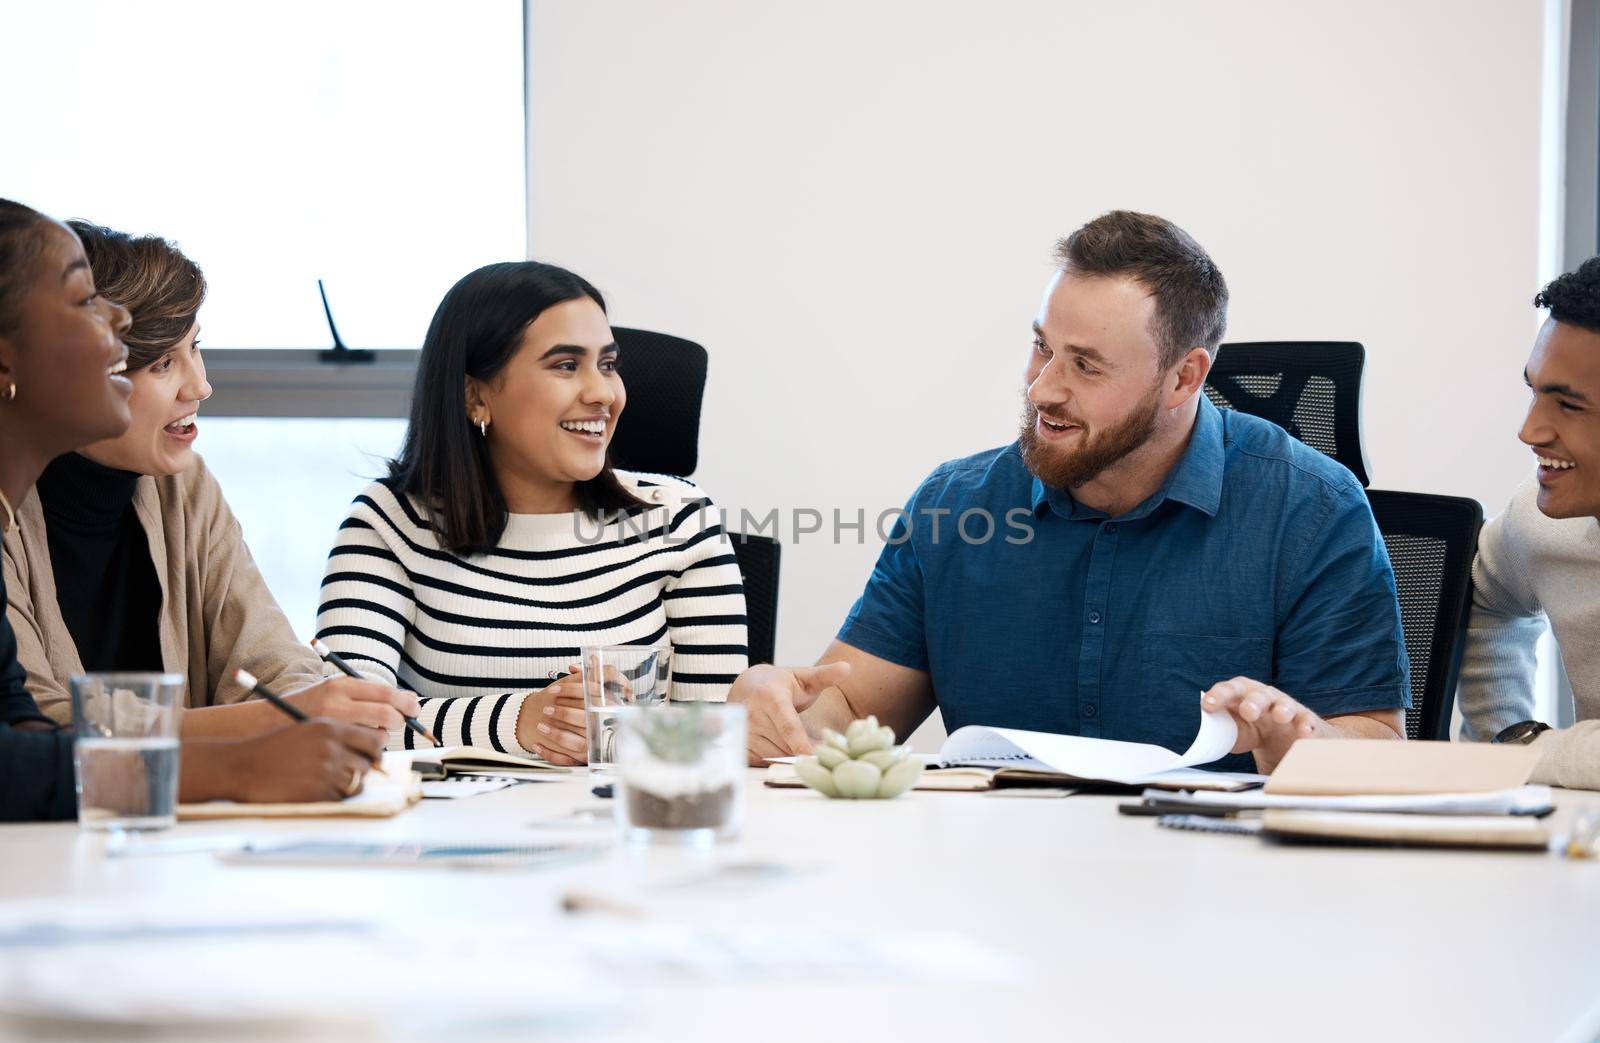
67;220;205;372
1054;210;1228;368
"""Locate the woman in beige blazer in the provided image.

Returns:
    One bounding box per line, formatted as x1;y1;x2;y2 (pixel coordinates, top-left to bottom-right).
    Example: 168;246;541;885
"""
0;197;386;815
1;220;418;739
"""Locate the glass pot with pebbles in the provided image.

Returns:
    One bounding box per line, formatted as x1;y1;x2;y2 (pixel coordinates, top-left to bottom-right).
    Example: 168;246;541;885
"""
792;716;924;799
615;703;746;844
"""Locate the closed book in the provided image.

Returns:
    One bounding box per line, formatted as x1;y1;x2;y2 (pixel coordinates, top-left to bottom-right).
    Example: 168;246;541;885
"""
1259;809;1553;850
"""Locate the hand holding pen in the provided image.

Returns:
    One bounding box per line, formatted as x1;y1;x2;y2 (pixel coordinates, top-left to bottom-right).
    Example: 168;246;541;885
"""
234;669;388;795
266;657;423;736
310;639;440;747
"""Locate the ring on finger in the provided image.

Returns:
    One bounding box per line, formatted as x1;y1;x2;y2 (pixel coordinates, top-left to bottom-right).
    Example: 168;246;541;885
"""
341;769;363;797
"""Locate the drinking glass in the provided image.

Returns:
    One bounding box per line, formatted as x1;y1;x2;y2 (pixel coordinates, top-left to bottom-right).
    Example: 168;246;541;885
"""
579;645;671;774
614;703;746;845
70;673;184;831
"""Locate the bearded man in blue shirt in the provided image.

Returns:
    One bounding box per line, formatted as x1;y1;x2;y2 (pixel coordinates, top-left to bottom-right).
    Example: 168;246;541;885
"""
732;210;1409;773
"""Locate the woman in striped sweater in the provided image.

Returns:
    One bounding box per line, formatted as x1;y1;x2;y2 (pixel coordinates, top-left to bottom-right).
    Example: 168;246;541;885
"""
316;262;747;763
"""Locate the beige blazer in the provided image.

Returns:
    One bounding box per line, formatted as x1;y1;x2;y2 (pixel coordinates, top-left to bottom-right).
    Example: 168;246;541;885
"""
1;454;326;725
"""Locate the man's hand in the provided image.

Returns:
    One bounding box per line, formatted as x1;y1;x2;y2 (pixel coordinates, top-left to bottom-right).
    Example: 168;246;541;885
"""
1202;677;1334;773
516;666;587;765
182;720;386;804
729;662;852;765
287;676;422;732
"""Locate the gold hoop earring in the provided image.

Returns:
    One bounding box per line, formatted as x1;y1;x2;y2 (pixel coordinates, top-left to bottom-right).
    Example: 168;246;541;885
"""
1;382;14;402
478;417;488;436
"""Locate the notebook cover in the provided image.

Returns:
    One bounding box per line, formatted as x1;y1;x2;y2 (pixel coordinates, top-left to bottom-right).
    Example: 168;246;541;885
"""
1263;739;1541;797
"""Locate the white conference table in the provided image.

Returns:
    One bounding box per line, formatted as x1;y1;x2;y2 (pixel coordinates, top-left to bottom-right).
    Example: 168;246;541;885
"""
1;771;1598;1042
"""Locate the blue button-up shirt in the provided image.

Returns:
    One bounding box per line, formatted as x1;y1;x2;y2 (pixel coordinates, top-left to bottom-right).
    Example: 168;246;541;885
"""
838;397;1409;771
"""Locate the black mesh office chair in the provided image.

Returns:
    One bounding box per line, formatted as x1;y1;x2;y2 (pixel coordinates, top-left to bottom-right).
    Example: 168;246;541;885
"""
1365;490;1483;741
608;325;780;666
730;534;782;665
1204;341;1371;487
609;327;708;477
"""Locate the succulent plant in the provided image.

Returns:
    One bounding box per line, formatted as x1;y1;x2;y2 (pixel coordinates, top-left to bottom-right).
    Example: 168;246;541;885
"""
792;716;924;799
635;703;711;764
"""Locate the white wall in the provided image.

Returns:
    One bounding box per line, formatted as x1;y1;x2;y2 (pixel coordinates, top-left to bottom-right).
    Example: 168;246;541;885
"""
528;0;1548;736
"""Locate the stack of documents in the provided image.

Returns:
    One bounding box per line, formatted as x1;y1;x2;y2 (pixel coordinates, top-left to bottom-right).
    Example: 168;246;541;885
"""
1137;739;1555;850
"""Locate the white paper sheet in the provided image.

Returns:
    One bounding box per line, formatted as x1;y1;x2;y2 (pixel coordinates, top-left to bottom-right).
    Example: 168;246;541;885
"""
936;708;1242;785
420;778;517;799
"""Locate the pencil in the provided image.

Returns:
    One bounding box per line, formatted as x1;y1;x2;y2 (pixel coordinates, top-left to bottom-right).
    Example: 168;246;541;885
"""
234;668;387;777
311;638;441;748
235;668;309;722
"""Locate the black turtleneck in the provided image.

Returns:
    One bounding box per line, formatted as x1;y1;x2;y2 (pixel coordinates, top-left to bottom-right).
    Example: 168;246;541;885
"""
35;452;163;674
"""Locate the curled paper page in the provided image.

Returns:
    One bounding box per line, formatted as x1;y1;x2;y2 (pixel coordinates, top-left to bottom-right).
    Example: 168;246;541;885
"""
937;707;1240;785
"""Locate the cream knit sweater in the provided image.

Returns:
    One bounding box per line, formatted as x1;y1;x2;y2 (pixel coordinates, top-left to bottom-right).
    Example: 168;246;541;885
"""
1457;474;1600;787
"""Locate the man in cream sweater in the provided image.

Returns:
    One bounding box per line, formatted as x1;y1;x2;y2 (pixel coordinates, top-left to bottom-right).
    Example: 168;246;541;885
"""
1458;258;1600;788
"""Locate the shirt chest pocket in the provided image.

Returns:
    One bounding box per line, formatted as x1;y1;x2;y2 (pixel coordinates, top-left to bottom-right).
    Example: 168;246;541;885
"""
1141;632;1273;693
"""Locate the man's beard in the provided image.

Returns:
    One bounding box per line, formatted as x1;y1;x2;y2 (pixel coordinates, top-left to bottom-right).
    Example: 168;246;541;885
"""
1018;383;1164;490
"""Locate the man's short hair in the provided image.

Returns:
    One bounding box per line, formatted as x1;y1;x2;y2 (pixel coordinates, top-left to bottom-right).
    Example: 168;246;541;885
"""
1535;257;1600;335
1054;210;1229;369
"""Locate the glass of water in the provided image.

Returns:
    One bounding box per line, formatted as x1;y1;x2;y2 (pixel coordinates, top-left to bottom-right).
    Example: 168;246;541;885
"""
70;673;183;831
579;645;671;775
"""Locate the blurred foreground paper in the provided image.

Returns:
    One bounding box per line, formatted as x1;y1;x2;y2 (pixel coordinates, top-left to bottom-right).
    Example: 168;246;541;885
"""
0;899;1022;1038
0;900;613;1039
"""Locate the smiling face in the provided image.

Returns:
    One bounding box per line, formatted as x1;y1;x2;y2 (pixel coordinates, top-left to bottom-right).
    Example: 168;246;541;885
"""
1019;270;1170;488
0;220;134;455
79;320;212;476
466;296;624;511
1520;317;1600;519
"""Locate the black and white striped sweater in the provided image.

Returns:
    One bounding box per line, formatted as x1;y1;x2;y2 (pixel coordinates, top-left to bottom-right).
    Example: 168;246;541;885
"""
315;472;748;752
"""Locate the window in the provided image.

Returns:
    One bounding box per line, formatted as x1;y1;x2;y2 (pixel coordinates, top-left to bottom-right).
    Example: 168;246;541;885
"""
2;0;527;353
199;418;406;636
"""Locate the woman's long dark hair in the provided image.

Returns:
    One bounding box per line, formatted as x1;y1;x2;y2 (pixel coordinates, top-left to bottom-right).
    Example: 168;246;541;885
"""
390;261;645;555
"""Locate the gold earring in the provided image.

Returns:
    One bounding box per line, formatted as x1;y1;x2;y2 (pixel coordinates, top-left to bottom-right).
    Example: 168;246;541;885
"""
1;381;14;402
478;417;489;436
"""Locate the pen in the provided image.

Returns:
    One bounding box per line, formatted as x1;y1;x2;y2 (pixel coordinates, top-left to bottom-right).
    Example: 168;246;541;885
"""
234;667;387;777
311;638;440;747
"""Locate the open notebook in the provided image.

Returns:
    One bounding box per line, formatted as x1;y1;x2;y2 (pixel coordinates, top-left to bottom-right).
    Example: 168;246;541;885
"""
403;746;571;779
930;708;1264;790
178;753;423;820
768;709;1264;792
